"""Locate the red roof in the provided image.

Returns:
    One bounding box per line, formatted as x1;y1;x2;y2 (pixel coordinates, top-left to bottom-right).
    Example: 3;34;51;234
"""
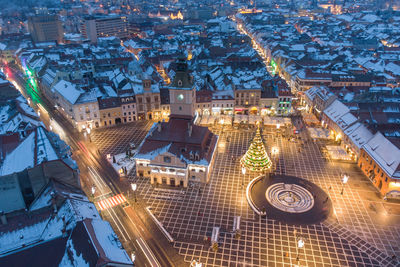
138;117;218;164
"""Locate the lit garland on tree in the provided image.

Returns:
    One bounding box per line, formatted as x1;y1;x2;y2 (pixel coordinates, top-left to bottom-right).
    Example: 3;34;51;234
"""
241;125;272;172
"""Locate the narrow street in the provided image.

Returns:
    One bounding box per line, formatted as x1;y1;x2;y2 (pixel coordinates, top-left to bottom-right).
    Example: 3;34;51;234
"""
4;64;184;267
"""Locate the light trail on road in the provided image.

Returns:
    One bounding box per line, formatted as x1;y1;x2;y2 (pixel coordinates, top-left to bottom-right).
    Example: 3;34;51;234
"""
4;64;175;267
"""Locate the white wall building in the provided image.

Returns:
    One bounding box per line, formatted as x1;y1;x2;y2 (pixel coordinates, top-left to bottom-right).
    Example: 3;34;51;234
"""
51;80;100;131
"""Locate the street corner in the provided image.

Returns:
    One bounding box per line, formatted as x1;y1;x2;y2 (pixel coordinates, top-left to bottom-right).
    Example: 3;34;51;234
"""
247;174;333;225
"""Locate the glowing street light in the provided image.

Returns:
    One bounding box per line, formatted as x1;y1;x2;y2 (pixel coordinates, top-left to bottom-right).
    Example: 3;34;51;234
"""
341;173;349;195
296;237;305;262
298;238;304;249
131;183;137;202
91;185;96;197
86;128;91;142
241;167;246;187
190;260;202;267
276;123;280;129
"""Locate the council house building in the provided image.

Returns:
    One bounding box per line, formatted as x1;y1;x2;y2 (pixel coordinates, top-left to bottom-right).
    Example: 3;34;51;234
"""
134;58;218;187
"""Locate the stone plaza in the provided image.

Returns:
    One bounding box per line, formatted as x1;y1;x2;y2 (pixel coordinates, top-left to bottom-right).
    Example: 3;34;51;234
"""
92;121;400;267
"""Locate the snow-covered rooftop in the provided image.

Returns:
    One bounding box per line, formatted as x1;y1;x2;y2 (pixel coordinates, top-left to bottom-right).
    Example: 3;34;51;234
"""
52;80;83;105
363;132;400;179
0;127;59;176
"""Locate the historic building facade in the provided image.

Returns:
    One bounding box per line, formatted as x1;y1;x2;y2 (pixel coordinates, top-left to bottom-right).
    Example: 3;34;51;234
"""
134;58;218;187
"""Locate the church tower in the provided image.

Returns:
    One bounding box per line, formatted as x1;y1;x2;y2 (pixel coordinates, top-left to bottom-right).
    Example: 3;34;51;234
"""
168;58;196;118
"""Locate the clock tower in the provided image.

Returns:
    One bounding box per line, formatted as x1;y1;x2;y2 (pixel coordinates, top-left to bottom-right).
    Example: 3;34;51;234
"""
168;58;196;118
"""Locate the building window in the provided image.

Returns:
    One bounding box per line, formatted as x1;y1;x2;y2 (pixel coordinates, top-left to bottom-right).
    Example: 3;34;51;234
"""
179;106;182;111
163;156;171;163
385;177;388;182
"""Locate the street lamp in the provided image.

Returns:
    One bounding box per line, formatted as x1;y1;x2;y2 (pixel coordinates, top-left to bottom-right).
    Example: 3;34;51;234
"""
241;167;246;187
296;237;305;262
130;252;136;263
341;173;349;195
86;128;91;142
190;260;202;267
91;185;96;198
131;183;137;202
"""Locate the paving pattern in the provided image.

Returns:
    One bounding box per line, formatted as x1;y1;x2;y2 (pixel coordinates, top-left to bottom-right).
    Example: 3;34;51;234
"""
93;121;400;267
90;120;153;156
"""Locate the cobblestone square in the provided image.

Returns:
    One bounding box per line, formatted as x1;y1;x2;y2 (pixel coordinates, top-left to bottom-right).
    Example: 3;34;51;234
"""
93;121;400;267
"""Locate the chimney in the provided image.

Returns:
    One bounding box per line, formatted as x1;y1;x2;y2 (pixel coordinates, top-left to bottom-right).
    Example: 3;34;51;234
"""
0;211;7;225
188;123;192;137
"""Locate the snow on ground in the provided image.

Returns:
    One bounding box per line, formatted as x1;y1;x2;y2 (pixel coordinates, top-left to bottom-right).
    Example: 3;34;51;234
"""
307;127;333;140
325;145;352;161
108;150;137;176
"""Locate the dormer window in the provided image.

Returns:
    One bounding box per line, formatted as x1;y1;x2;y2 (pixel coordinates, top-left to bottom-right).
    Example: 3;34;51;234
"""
178;80;183;87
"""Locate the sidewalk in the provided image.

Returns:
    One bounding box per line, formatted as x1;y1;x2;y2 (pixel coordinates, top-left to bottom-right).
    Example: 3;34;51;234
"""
126;195;186;267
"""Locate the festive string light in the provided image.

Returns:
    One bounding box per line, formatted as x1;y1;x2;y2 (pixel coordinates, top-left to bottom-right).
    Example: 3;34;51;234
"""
241;125;272;172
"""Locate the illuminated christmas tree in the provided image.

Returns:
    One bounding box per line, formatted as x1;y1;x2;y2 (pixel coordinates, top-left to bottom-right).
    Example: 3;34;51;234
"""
241;125;272;172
